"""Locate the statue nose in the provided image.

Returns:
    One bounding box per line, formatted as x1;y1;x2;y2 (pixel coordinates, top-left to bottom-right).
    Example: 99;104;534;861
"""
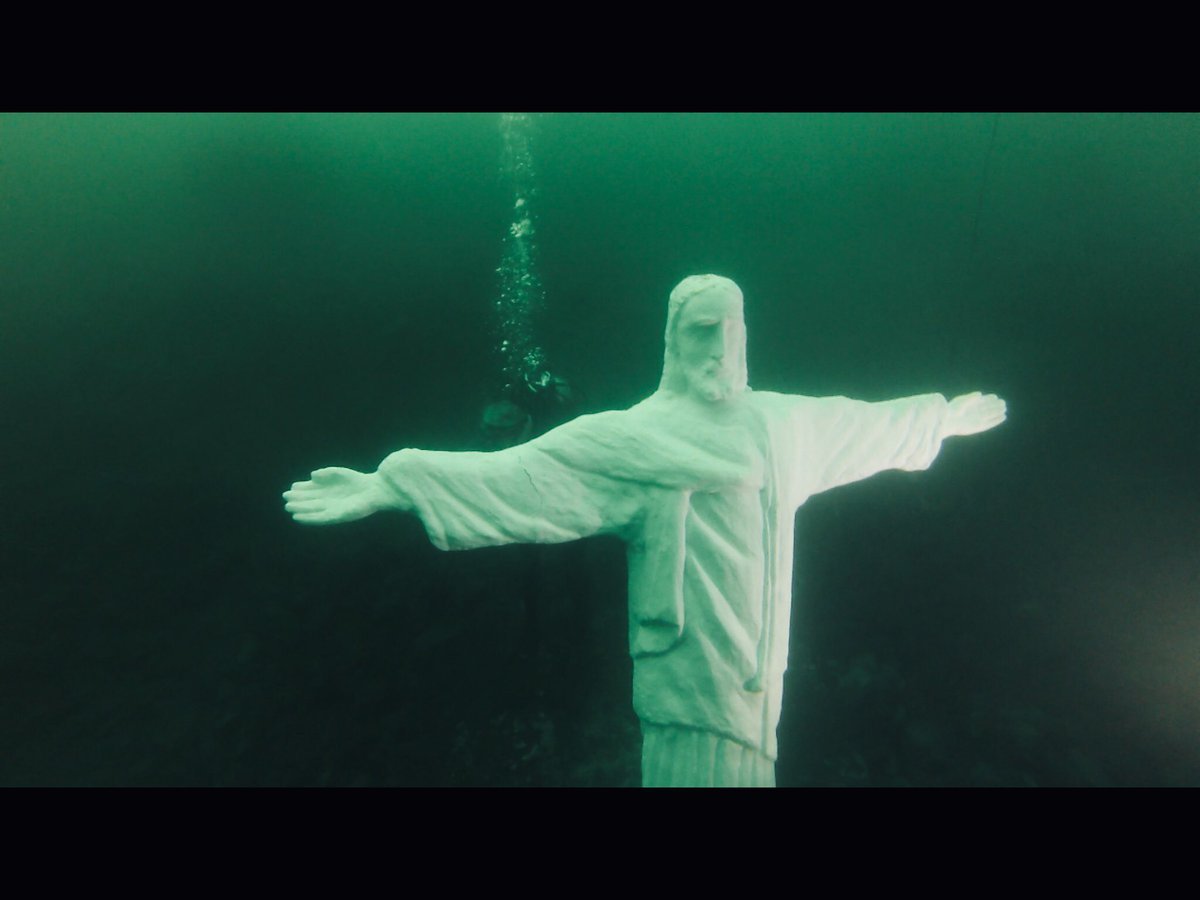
712;330;727;359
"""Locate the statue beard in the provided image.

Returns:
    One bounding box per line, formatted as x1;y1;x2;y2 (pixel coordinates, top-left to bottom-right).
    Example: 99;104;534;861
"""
686;362;738;403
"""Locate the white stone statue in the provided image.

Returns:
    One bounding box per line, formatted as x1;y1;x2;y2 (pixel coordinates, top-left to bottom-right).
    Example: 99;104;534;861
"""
283;274;1007;787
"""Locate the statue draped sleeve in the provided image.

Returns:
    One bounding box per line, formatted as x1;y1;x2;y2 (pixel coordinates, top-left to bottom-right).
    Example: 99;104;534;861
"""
788;392;950;503
374;418;644;552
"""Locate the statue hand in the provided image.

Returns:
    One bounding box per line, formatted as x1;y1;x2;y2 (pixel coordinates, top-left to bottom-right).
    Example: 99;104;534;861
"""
944;392;1007;438
282;467;390;525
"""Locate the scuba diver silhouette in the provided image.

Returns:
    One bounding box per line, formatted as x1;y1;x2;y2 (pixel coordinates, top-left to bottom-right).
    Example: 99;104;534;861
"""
480;369;578;450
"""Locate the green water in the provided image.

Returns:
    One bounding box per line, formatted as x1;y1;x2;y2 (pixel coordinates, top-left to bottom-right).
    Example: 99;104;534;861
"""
1;113;1197;785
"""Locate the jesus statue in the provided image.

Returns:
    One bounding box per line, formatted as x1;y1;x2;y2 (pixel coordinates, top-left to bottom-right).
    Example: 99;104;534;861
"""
283;274;1007;787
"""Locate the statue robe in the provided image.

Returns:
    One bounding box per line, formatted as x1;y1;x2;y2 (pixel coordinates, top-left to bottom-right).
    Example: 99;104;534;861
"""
377;389;949;761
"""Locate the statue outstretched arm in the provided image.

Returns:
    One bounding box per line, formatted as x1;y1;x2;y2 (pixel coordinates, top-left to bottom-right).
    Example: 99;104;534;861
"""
797;389;1006;498
373;443;641;552
284;416;642;550
283;466;412;526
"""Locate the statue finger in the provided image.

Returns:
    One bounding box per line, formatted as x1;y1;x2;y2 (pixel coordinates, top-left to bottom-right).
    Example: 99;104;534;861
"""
282;491;320;505
292;511;335;525
312;466;352;479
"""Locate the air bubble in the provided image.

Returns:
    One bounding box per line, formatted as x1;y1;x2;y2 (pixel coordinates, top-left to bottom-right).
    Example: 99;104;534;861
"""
493;113;549;390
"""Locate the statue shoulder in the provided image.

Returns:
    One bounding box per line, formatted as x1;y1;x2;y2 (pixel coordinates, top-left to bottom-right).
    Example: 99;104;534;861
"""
746;389;823;414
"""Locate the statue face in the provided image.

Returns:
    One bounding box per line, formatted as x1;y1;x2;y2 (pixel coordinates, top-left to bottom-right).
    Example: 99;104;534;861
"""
673;288;744;404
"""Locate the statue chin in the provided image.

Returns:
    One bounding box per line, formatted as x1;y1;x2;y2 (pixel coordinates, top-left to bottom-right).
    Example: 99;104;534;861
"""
690;376;736;404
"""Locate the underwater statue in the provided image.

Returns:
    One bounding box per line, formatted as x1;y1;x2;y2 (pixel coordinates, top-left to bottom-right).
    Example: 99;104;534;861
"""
283;274;1007;787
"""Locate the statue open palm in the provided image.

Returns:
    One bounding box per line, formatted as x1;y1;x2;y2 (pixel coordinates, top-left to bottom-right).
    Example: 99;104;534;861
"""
945;392;1007;438
283;467;396;525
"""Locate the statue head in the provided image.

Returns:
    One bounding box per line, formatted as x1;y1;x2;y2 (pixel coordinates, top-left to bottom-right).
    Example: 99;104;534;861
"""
658;274;749;404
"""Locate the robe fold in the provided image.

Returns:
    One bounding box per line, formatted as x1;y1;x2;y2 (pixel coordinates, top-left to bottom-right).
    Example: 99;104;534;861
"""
377;389;949;761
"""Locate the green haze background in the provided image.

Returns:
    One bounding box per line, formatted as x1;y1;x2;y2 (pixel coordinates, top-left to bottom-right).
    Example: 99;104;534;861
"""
1;112;1197;786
